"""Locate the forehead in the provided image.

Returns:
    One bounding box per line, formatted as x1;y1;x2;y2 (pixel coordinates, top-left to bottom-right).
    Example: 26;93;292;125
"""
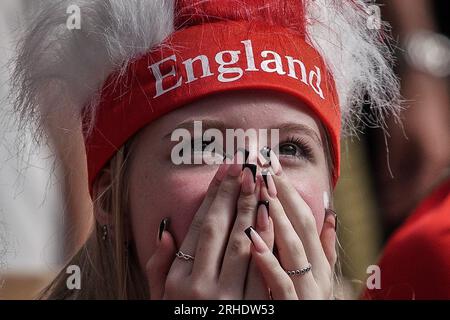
156;89;323;133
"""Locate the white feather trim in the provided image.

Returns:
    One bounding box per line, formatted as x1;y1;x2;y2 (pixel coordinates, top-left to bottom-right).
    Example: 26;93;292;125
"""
11;0;174;138
306;0;401;136
10;0;400;141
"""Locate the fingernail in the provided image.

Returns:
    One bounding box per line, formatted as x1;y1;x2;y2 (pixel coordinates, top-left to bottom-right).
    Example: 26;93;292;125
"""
243;149;250;163
228;149;246;177
262;171;268;188
244;226;266;253
324;209;337;232
260;146;271;165
261;169;277;197
269;150;282;175
245;226;253;241
215;161;229;182
242;163;257;182
235;148;249;164
242;165;257;193
257;200;269;229
158;218;170;241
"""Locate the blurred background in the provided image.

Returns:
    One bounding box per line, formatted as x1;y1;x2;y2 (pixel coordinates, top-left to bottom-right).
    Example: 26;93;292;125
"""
0;0;449;299
0;0;93;299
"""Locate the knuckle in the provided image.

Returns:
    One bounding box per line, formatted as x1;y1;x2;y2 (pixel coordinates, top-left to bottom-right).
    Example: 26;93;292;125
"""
189;215;204;234
227;237;249;258
189;281;209;299
280;237;304;257
200;219;221;239
217;179;237;199
295;207;316;229
302;212;316;229
237;195;257;215
292;214;315;234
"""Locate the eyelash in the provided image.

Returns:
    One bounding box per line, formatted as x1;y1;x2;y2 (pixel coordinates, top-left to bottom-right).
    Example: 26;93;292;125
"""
185;136;314;162
277;136;314;162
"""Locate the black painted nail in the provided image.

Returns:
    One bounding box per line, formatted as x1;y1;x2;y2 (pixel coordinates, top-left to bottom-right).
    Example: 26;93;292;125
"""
262;170;269;189
244;226;255;242
159;218;170;241
257;200;270;213
243;149;250;163
236;148;249;162
242;163;257;182
260;146;271;161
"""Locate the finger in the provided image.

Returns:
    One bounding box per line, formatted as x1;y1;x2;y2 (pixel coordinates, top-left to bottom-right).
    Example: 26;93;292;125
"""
320;209;337;268
146;223;177;300
191;152;244;279
269;150;331;285
260;173;319;299
171;161;229;277
245;227;298;300
219;164;259;296
244;201;274;299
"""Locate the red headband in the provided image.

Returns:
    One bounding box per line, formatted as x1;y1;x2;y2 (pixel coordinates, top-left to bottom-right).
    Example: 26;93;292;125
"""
83;3;341;196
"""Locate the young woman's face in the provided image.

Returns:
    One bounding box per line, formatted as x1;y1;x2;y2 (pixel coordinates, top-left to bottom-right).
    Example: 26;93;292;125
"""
126;90;331;271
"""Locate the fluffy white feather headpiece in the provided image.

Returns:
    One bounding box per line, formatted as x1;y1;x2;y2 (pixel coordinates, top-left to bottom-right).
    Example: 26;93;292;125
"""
10;0;401;189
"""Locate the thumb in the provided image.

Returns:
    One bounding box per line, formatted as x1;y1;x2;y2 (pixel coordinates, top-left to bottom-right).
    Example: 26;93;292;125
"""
145;218;177;300
320;209;337;268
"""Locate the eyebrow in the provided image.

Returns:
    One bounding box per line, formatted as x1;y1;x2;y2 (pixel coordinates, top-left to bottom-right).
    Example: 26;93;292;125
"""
163;120;322;146
163;119;228;139
275;122;323;147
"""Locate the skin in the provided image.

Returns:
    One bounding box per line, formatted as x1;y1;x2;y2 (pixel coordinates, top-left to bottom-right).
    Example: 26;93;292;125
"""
95;89;337;299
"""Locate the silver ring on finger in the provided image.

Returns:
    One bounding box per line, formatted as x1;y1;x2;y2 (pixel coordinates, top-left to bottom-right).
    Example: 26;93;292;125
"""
176;250;195;261
285;263;312;276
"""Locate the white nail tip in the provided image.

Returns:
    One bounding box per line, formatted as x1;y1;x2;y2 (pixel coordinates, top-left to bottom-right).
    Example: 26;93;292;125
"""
323;191;329;209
